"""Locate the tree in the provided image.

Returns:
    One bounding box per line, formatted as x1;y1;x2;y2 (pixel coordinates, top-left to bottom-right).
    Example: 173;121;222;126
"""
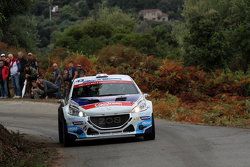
3;15;39;51
61;5;79;21
157;0;184;20
0;0;31;41
182;0;250;71
78;0;89;17
54;7;136;55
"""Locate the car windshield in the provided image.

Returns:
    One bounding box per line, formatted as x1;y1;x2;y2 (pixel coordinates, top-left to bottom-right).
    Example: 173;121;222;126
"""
72;81;139;98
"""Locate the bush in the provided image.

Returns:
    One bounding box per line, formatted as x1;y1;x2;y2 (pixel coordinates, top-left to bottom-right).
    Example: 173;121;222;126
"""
96;44;144;70
63;53;96;75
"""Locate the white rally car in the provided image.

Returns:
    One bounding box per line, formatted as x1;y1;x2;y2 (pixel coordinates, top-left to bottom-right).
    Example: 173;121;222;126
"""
58;74;155;146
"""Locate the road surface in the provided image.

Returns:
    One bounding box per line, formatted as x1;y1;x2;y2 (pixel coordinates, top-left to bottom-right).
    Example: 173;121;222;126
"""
0;101;250;167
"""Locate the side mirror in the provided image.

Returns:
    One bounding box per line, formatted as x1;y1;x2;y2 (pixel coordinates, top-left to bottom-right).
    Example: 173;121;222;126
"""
144;93;150;98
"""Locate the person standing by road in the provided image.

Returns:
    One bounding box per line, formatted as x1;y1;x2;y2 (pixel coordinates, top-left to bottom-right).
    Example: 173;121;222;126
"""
3;55;11;97
76;64;85;77
68;61;78;82
24;65;38;97
8;54;21;98
62;68;70;97
0;60;9;98
52;63;62;98
27;53;38;71
17;51;27;90
0;54;6;61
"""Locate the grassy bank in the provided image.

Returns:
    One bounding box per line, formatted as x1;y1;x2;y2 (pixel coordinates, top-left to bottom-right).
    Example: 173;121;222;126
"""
0;124;57;167
153;94;250;128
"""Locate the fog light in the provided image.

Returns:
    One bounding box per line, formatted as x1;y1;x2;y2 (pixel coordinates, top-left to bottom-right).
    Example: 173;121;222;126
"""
139;125;144;130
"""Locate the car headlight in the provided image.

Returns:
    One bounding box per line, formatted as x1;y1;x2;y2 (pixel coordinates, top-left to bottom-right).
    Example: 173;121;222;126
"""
132;100;148;113
68;104;85;117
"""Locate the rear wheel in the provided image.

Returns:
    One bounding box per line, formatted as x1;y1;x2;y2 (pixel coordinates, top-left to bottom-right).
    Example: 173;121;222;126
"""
143;115;155;140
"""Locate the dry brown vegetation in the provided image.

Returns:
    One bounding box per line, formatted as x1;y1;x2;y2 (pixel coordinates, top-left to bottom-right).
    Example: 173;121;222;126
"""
0;124;56;167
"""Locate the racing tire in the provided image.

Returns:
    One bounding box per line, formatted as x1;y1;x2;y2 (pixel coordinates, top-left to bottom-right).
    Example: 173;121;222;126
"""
58;107;74;147
62;119;74;147
58;106;64;144
143;115;155;140
58;117;63;144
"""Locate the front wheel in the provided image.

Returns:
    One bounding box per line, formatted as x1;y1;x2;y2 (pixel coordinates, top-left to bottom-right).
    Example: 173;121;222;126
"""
62;119;74;147
143;115;155;140
58;107;64;144
58;117;63;144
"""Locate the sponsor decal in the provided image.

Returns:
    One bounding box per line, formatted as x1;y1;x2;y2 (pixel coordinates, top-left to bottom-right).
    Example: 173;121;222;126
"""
74;80;133;88
82;101;134;110
140;116;151;120
68;126;78;132
142;120;152;126
136;120;152;134
73;121;84;125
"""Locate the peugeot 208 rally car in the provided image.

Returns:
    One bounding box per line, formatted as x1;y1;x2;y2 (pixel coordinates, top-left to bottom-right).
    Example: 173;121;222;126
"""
58;74;155;146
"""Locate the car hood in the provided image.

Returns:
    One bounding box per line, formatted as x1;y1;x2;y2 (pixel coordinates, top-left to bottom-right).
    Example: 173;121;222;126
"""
71;94;141;116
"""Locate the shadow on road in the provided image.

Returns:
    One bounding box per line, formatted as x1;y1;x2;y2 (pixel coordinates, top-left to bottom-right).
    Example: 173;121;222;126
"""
62;137;148;148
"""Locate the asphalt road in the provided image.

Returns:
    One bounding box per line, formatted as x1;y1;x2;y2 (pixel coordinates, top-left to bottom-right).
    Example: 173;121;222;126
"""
0;101;250;167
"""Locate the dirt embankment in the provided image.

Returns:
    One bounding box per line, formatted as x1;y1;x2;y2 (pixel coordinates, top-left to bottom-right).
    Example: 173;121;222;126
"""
0;124;56;167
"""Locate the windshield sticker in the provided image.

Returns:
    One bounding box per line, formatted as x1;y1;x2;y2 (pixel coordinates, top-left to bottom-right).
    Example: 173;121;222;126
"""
75;77;122;83
74;80;133;88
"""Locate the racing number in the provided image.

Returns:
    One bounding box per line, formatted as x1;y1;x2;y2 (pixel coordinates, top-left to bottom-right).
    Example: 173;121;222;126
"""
98;117;121;126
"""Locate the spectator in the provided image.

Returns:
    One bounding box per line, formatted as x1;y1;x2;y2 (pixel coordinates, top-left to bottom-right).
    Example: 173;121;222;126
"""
68;61;78;82
24;65;38;81
17;51;27;90
76;64;85;77
52;63;62;98
3;56;11;97
1;54;8;66
24;65;38;97
62;68;70;97
0;54;5;61
31;81;43;99
0;60;9;98
8;54;21;98
31;79;58;99
0;54;4;97
27;53;38;71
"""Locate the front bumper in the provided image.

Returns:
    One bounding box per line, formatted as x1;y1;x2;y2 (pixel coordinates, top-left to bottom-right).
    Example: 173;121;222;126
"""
65;112;153;141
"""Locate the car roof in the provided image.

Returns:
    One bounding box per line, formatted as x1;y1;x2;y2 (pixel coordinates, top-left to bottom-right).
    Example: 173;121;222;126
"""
73;74;133;84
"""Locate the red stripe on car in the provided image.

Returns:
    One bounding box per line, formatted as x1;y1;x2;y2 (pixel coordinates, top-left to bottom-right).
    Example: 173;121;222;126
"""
81;101;134;110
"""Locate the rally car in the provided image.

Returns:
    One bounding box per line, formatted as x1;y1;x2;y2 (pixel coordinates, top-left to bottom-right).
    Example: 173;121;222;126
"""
58;74;155;146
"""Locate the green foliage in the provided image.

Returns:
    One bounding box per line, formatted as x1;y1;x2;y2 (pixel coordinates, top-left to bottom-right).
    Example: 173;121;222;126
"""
54;6;180;57
107;0;184;20
3;15;39;51
157;0;184;19
0;0;31;19
61;5;79;21
0;0;32;42
54;19;112;55
182;0;250;71
54;7;136;55
96;7;136;33
31;0;49;17
79;0;90;17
